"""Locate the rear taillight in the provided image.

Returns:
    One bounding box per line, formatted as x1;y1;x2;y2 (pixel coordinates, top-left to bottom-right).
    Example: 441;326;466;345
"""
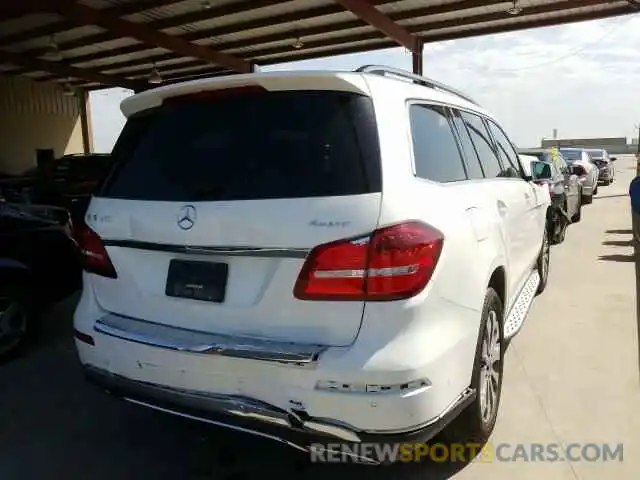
294;222;443;301
74;223;117;278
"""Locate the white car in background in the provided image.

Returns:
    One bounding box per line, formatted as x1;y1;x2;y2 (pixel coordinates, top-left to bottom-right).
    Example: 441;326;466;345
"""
73;66;550;462
559;148;599;203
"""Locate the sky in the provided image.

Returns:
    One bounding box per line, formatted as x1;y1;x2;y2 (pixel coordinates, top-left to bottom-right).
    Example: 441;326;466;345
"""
90;13;640;152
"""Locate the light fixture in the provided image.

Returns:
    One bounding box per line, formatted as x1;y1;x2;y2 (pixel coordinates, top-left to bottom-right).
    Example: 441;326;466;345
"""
42;36;63;61
293;36;304;49
506;0;523;15
201;0;211;9
148;63;162;84
61;81;75;97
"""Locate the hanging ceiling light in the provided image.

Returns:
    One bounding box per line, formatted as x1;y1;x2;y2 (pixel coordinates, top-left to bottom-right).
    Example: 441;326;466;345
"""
61;81;75;97
293;36;304;49
201;0;211;9
148;63;162;84
506;0;523;15
42;37;63;61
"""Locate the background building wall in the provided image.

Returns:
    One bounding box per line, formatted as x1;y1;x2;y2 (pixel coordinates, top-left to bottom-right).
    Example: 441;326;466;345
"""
0;74;90;175
540;137;636;154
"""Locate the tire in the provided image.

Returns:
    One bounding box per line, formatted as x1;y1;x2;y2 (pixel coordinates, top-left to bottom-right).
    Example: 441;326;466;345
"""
571;201;582;223
536;228;550;295
0;295;31;363
582;193;593;205
443;288;504;443
594;184;598;195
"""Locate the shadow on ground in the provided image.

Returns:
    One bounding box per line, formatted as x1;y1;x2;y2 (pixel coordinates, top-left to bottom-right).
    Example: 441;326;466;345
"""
598;254;635;263
606;229;632;235
602;240;633;247
0;294;477;480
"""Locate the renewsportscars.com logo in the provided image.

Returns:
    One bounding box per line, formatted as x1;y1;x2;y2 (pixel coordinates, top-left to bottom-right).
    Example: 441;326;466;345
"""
309;442;624;464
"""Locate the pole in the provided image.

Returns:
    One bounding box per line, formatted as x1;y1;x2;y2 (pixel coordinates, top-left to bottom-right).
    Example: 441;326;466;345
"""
412;38;423;75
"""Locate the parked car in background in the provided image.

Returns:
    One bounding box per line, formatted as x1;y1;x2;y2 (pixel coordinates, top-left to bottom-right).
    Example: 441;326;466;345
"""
74;66;551;458
558;148;598;204
585;148;615;185
0;202;81;361
522;154;580;245
0;153;113;225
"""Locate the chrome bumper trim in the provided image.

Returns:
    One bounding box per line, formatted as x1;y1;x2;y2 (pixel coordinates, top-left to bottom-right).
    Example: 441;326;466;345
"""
94;314;326;367
102;239;309;259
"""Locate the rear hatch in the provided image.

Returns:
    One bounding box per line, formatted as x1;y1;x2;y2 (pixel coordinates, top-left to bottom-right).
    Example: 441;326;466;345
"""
85;83;382;346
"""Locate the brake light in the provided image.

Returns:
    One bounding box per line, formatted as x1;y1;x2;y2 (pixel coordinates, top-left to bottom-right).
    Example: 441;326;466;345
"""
294;222;443;301
164;85;266;104
74;223;117;278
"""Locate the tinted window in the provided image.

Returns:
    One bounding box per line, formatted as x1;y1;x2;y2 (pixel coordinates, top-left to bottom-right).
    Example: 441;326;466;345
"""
101;91;381;201
487;121;521;178
532;162;552;180
460;112;503;178
409;104;466;182
450;109;484;179
559;149;581;161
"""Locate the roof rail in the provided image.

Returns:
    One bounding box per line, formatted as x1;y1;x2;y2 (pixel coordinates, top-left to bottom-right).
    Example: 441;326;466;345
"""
355;65;479;106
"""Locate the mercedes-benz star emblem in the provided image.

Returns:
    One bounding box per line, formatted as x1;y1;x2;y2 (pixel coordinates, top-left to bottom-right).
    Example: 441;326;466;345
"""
177;205;197;230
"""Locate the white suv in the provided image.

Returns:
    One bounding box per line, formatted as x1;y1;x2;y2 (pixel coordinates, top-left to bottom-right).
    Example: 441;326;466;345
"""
73;66;550;460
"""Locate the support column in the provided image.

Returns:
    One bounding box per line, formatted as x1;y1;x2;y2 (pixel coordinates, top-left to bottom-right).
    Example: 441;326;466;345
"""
78;90;92;154
412;39;424;75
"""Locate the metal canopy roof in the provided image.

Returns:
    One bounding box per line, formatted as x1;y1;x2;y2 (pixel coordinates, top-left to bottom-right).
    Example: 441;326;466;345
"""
0;0;638;92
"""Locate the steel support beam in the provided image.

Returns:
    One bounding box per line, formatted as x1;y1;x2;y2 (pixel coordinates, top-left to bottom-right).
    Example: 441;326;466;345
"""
412;39;423;75
333;0;420;52
14;0;253;74
0;49;142;90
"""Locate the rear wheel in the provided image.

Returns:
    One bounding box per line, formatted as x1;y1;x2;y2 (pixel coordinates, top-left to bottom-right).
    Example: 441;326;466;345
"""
0;296;30;362
582;193;593;205
537;228;550;294
443;288;504;443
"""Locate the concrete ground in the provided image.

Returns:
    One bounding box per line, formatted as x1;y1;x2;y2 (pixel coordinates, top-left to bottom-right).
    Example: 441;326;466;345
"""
0;156;638;479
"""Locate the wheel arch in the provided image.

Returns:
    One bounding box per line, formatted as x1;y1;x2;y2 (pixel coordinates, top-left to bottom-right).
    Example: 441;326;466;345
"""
487;266;506;310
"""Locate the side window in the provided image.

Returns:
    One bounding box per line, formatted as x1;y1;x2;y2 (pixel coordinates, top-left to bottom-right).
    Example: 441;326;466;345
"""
460;112;503;178
449;109;484;180
486;120;521;178
409;104;467;182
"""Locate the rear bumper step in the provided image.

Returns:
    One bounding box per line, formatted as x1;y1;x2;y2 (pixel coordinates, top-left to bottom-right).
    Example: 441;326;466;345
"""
94;313;326;367
83;365;475;461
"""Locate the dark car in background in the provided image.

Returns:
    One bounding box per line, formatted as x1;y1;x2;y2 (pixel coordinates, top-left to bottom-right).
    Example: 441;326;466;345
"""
585;148;615;185
0;202;81;361
0;153;113;225
520;151;581;244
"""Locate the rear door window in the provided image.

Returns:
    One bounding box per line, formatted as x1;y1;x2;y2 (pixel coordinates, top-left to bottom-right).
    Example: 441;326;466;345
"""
460;112;503;178
449;109;484;180
486;120;522;178
409;104;467;182
101;90;381;201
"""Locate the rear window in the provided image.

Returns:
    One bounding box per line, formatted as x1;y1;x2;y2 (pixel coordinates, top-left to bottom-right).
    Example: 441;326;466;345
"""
100;90;381;202
560;149;581;161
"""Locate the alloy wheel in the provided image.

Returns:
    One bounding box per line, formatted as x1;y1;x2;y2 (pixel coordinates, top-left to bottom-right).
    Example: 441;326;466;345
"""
479;310;501;424
541;231;550;282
